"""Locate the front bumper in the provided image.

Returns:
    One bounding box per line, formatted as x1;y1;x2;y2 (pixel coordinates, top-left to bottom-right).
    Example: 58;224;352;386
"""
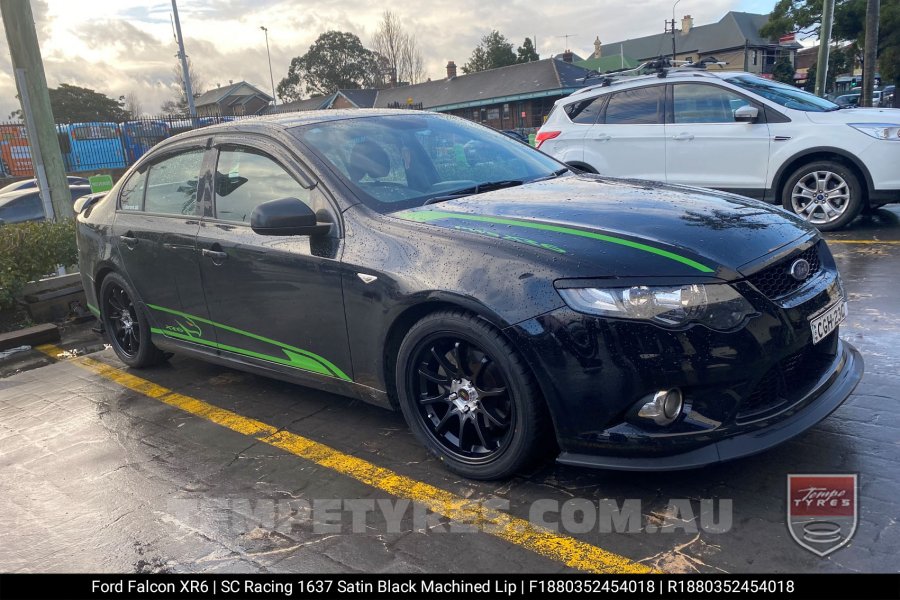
556;339;862;470
505;243;863;470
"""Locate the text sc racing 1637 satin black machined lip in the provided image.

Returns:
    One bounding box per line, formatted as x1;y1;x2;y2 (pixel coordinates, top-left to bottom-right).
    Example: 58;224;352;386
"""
74;110;863;480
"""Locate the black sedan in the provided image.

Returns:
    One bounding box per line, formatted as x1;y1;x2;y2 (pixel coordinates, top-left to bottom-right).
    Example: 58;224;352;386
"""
74;110;863;479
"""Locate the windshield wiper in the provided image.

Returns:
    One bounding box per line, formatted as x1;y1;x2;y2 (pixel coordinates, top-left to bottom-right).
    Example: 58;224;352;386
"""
529;167;569;182
423;179;525;205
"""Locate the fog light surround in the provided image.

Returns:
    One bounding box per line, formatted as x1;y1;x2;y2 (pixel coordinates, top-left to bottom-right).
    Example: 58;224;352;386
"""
637;388;684;426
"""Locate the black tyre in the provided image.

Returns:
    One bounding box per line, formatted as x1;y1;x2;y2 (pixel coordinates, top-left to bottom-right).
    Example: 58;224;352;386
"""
781;160;864;231
395;310;549;480
99;273;167;368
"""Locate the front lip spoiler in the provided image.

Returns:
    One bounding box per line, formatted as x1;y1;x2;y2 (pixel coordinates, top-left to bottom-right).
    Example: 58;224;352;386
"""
556;340;864;472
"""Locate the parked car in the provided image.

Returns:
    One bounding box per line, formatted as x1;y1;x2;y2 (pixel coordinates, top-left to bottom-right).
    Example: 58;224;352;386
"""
0;176;89;194
882;85;896;108
0;184;92;224
500;129;529;144
75;110;862;479
537;69;900;230
834;93;861;108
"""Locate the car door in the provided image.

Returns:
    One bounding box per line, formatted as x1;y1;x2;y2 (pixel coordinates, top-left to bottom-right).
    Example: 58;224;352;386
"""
665;82;771;194
112;144;210;341
583;84;666;181
195;139;352;383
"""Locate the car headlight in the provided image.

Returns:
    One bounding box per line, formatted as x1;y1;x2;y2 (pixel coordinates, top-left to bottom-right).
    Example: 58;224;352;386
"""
848;123;900;140
557;283;756;331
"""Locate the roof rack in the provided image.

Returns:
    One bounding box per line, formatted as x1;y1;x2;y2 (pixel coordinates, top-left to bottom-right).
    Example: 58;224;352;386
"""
575;56;728;89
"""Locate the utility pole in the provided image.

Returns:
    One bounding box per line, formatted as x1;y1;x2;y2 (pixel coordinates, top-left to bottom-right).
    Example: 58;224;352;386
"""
861;0;880;107
171;0;196;118
671;0;682;62
1;0;72;220
814;0;835;97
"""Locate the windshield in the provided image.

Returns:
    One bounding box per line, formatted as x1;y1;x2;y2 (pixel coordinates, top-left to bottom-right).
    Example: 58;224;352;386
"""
729;75;840;112
292;114;564;212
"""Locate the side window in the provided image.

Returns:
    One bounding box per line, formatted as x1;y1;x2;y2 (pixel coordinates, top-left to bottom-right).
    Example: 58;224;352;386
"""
604;86;663;125
144;150;204;215
565;96;606;124
214;148;310;223
673;84;751;123
119;170;146;211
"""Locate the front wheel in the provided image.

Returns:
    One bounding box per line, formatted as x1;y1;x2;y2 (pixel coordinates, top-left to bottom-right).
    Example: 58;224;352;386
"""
100;273;167;368
781;161;864;231
395;310;550;480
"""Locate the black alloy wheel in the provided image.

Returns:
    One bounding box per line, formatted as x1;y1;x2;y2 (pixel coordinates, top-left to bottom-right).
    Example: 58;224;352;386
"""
396;310;549;480
100;273;167;368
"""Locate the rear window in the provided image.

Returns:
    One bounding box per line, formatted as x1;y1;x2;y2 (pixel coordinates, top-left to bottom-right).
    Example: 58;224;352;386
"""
604;86;663;125
72;125;118;140
565;96;606;124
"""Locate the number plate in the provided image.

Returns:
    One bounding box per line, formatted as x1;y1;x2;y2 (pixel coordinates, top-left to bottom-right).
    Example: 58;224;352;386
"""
809;300;848;344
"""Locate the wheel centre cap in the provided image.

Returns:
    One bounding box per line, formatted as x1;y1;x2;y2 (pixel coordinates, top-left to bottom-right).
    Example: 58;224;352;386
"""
449;379;479;413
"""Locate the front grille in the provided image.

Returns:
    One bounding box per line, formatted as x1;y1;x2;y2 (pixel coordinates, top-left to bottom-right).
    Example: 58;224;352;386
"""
747;243;822;300
735;335;836;423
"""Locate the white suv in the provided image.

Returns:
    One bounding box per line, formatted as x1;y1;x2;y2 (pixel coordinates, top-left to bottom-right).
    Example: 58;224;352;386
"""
537;69;900;230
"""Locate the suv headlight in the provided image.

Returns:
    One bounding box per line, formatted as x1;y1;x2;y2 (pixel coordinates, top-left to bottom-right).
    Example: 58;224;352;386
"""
558;283;757;331
848;123;900;140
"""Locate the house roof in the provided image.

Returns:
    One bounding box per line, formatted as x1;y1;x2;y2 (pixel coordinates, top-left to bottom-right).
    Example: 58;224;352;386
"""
194;81;273;107
335;89;378;108
374;58;593;111
576;54;640;73
265;95;333;114
603;12;775;61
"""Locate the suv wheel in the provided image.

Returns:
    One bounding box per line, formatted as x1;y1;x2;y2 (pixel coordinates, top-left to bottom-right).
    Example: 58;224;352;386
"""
781;160;863;231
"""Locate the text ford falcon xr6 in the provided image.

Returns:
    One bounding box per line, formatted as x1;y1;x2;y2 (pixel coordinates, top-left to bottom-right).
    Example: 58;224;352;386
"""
73;110;863;479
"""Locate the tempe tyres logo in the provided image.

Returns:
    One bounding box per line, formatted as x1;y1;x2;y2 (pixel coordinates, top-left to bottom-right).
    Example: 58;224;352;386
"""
787;474;858;556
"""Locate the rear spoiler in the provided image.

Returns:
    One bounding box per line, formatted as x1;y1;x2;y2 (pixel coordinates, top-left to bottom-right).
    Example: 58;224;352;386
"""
73;192;107;215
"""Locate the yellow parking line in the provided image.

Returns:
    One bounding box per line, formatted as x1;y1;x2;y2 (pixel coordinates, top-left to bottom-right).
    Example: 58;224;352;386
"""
827;239;900;245
35;344;655;574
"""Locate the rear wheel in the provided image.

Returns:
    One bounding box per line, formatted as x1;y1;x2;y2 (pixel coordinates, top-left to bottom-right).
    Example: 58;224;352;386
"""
100;273;167;368
395;310;549;480
781;160;863;231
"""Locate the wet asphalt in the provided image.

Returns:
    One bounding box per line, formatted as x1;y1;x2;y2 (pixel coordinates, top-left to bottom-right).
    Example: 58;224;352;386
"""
0;206;898;574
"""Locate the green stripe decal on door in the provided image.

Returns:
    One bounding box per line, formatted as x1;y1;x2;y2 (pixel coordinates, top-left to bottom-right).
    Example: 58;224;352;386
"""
146;304;351;381
395;209;716;274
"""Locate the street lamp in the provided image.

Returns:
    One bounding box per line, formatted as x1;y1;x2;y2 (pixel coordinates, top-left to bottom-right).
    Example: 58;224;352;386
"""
260;26;276;106
671;0;682;62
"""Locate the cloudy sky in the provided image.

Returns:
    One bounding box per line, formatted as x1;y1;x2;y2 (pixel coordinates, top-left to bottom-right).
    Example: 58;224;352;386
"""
1;0;777;119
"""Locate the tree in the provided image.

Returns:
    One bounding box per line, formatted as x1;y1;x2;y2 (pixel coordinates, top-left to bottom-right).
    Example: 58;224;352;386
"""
278;31;382;100
761;0;900;83
803;46;853;91
123;92;143;119
462;30;517;73
372;10;427;85
517;37;540;63
772;53;797;84
161;57;204;116
48;84;129;123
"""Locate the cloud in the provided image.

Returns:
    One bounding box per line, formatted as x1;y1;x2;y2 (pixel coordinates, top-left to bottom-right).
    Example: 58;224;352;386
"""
0;0;774;119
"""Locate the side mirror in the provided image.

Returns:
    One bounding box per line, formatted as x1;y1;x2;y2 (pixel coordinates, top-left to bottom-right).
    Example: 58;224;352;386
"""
250;197;331;237
734;105;760;123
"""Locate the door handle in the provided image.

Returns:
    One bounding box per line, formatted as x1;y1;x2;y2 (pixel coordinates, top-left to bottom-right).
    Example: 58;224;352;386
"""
594;133;611;142
119;234;138;249
202;248;228;262
673;133;695;141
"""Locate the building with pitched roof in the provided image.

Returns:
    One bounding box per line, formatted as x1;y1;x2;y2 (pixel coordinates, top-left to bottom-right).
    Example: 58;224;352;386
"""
194;81;273;117
601;12;800;76
374;58;593;129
